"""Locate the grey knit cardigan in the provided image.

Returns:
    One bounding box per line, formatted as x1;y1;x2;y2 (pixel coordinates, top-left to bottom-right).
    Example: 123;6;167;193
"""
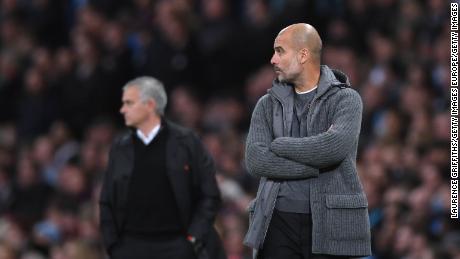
244;65;372;258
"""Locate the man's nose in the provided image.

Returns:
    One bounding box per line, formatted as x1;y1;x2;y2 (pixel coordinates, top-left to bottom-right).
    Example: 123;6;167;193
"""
270;53;277;65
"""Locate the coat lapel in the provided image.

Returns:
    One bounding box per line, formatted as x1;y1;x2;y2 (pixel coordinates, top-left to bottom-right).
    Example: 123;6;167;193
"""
118;132;135;178
270;81;294;137
165;124;190;227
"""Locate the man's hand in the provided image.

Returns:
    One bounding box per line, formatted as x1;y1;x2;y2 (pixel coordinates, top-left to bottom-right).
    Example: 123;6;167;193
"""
187;235;206;256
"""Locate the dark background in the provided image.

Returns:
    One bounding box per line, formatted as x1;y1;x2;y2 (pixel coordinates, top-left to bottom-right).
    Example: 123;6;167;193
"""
0;0;455;258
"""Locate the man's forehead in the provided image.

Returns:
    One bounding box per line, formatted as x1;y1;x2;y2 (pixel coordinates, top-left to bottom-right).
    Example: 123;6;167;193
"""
274;32;290;47
123;87;140;98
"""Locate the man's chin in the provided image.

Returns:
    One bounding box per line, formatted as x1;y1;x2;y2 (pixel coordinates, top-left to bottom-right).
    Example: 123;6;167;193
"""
277;76;287;83
277;75;294;84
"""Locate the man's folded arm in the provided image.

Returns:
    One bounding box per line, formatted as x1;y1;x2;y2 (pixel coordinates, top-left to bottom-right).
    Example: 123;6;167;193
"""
246;96;319;179
270;89;363;168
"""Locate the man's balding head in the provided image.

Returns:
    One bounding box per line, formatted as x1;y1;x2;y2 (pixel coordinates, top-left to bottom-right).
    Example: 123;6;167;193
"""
278;23;322;64
271;23;322;86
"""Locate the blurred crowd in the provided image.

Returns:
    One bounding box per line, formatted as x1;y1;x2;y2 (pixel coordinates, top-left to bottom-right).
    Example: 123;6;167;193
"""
0;0;455;258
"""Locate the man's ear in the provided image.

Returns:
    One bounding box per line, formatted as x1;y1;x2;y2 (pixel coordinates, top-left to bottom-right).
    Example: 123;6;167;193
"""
299;48;309;64
146;98;157;112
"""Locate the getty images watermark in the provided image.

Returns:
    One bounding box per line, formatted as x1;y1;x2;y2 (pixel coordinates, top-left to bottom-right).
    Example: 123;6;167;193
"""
452;2;459;219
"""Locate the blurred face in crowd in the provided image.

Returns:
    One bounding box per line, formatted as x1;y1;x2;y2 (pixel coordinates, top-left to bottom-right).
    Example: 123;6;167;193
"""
0;244;15;259
270;30;303;84
120;86;156;129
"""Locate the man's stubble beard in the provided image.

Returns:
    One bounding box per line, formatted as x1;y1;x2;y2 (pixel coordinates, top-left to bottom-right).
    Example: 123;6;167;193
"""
277;73;296;85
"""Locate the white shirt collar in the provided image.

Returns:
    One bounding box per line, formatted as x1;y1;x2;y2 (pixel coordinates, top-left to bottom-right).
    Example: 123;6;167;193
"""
295;85;318;94
136;124;161;145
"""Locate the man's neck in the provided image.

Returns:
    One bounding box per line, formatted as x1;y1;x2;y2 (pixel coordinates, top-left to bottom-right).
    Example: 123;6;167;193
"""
138;116;161;136
294;67;320;93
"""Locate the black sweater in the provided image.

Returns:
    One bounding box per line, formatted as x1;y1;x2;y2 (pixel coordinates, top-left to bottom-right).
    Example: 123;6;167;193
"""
124;125;183;236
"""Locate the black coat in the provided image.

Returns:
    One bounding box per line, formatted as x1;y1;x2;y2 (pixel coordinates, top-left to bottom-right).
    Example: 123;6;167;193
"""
99;120;226;258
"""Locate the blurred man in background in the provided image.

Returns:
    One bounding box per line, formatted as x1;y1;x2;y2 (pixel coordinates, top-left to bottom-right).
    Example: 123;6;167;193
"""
99;76;226;259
